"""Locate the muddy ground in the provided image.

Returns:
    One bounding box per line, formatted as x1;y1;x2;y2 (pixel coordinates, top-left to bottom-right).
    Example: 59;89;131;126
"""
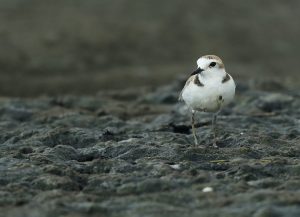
0;79;299;217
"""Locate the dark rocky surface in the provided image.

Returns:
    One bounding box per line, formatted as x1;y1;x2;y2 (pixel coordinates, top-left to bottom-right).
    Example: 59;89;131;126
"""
0;80;299;217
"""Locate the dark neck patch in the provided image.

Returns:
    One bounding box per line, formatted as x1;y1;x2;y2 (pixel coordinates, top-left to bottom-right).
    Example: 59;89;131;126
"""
222;73;231;83
194;76;204;86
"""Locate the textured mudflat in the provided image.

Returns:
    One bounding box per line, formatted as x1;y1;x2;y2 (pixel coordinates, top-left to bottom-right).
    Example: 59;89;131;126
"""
0;80;299;217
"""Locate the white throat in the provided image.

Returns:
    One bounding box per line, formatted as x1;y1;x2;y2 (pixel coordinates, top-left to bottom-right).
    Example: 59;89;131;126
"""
199;68;226;82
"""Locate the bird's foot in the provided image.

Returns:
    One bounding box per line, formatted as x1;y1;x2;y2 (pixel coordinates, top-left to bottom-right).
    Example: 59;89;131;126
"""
192;140;206;148
212;142;219;148
193;137;199;147
192;144;206;149
197;144;206;149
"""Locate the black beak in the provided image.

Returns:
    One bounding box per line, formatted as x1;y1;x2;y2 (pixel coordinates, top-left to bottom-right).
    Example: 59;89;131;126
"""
190;67;204;76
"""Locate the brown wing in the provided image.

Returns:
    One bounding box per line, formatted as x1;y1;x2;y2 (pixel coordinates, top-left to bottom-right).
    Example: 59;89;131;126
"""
178;75;196;101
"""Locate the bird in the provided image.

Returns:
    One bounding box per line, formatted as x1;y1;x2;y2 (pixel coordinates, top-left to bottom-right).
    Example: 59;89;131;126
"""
179;55;236;147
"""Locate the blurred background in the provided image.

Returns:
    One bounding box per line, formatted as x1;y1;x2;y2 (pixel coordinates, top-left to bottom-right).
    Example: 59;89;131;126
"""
0;0;299;97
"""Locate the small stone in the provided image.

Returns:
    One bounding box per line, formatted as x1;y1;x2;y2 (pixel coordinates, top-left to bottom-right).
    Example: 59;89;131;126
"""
202;187;213;192
169;164;180;170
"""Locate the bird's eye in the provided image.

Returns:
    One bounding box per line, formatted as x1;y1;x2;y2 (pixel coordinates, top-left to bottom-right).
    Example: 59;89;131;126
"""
209;62;216;67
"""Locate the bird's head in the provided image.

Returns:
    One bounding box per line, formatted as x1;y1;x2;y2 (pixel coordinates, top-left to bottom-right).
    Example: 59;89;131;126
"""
191;55;225;77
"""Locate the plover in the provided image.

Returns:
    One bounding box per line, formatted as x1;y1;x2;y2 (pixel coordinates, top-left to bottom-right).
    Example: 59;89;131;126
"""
179;55;236;147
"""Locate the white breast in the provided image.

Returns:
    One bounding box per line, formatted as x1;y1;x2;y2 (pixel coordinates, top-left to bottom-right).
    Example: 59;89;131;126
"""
182;73;235;112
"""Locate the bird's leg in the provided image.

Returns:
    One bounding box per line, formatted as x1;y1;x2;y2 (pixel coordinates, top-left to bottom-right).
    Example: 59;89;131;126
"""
191;110;199;146
212;113;218;148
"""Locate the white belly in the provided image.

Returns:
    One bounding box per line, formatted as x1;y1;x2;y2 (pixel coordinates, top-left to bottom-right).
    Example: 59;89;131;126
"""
182;76;235;112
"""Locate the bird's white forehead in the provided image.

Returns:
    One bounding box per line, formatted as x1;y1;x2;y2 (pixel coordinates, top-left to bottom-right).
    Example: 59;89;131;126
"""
196;58;213;67
196;55;223;68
